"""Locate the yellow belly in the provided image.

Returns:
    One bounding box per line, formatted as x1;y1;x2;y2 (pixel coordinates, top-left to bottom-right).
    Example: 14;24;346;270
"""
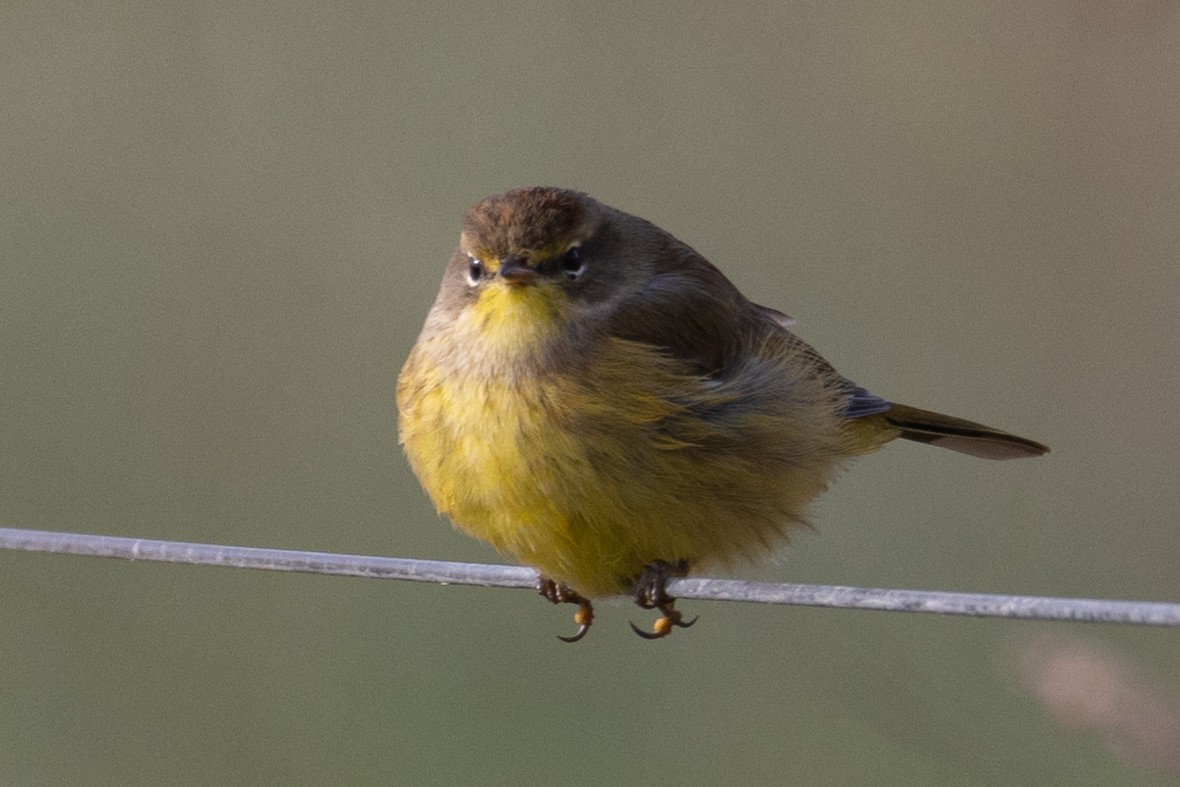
397;334;864;597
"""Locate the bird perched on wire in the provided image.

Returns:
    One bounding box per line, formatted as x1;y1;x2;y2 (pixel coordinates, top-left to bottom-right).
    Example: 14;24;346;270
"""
397;186;1048;641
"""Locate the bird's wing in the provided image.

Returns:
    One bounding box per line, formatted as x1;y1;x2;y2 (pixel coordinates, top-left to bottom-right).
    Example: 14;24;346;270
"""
607;246;760;377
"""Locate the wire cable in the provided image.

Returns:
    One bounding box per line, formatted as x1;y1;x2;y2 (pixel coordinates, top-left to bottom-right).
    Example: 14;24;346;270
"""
1;527;1177;627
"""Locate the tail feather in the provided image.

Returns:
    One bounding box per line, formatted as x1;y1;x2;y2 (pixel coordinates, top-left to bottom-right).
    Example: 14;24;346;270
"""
884;402;1049;460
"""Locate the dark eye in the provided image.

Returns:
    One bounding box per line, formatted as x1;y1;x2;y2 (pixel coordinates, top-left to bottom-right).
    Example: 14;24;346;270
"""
466;258;484;286
560;247;585;280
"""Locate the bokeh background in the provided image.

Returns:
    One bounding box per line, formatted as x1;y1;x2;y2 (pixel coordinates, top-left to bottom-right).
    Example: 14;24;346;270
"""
3;2;1179;784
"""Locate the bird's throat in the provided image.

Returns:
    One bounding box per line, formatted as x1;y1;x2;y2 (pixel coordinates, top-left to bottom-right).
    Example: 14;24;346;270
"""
462;283;569;357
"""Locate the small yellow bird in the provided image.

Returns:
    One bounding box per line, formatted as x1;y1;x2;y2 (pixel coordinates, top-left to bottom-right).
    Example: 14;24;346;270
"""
397;187;1047;641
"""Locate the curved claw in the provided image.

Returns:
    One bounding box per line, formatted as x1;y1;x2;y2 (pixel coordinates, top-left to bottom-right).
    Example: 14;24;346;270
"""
629;559;697;640
558;622;591;643
628;613;698;640
629;620;665;640
538;577;595;643
556;601;594;643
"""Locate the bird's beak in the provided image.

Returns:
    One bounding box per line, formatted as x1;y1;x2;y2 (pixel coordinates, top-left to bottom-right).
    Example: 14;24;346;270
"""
497;255;538;286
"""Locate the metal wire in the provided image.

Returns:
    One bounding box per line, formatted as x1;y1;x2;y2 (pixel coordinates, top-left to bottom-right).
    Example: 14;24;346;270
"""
1;527;1178;627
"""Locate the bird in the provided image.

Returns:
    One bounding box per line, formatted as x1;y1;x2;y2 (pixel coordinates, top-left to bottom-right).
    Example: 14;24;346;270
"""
396;186;1048;641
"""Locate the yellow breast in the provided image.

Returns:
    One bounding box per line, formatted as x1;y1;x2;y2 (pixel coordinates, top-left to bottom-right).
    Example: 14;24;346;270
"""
398;316;859;597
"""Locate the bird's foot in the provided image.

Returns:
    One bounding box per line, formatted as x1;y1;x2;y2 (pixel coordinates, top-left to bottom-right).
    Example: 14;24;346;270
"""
537;577;595;643
629;559;697;640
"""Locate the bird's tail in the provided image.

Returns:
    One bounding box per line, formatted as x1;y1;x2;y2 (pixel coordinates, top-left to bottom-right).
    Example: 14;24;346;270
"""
881;402;1049;460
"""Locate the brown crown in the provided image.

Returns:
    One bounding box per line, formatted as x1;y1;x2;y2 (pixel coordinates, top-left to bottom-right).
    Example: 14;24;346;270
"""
462;187;590;256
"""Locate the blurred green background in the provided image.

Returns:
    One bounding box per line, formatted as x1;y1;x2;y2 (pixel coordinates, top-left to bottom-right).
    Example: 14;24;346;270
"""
3;2;1179;784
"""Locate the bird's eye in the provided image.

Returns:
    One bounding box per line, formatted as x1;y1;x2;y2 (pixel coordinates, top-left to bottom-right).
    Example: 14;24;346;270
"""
560;247;585;280
466;258;484;286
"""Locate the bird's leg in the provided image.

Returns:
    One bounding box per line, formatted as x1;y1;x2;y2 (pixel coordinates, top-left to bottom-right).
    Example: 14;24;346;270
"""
629;559;698;639
537;577;595;643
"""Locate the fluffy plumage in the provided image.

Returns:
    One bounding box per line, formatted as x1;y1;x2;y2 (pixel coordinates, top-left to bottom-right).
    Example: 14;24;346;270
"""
397;187;1047;597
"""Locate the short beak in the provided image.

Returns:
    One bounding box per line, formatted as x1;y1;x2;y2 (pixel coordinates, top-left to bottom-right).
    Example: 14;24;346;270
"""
497;255;538;286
